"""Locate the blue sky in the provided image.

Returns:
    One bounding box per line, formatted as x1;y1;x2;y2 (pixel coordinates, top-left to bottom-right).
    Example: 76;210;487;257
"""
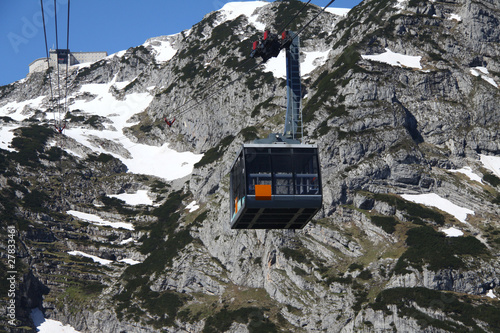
0;0;362;86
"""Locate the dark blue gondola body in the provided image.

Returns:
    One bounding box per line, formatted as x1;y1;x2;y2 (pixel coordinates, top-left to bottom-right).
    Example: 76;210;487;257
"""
230;143;322;229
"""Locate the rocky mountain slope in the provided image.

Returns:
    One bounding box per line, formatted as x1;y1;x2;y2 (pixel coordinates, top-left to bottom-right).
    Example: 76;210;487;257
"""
1;0;500;332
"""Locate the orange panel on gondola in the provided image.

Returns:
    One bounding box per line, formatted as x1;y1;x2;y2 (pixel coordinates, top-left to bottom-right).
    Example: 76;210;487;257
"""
255;184;272;200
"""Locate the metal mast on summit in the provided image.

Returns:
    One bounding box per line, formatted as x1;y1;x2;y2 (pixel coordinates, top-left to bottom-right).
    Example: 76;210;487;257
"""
229;29;322;230
284;32;302;141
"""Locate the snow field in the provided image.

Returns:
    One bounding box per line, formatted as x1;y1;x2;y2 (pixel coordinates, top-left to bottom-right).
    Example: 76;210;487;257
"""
449;166;483;183
144;39;178;63
31;308;81;333
0;95;46;121
0;74;203;182
401;155;500;224
68;250;141;266
441;227;464;237
67;210;134;230
487;290;498;299
263;49;331;79
109;190;154;205
0;126;17;152
186;200;200;212
217;1;267;31
68;250;113;265
401;193;474;223
470;67;498;88
66;79;203;180
361;48;422;69
325;8;350;16
480;154;500;178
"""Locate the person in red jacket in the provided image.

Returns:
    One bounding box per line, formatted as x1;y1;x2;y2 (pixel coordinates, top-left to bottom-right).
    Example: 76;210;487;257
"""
164;117;176;127
55;123;66;134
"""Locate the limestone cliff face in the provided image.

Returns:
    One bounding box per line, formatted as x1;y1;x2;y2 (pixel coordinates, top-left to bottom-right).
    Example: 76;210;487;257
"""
1;0;500;332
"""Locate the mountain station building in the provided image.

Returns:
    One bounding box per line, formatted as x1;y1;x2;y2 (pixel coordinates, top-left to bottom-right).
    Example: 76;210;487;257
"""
29;49;108;73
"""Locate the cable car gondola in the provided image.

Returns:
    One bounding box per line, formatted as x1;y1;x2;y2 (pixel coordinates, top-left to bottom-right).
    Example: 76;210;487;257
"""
230;31;322;229
230;141;321;229
56;49;70;64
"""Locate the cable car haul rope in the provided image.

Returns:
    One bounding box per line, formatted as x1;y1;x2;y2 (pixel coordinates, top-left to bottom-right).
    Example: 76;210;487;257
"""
40;0;71;135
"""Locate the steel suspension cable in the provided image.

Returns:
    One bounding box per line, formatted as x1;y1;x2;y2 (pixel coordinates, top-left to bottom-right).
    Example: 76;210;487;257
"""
170;56;256;117
63;0;71;126
295;0;336;39
40;0;56;123
177;60;264;117
277;0;312;34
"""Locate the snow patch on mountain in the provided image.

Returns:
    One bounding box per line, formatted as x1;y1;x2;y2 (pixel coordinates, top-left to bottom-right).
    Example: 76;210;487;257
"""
144;37;178;63
441;227;464;237
118;258;141;265
217;1;267;30
31;308;81;333
67;210;134;230
263;52;286;78
480;154;500;177
64;126;202;180
487;290;498;299
325;8;350;17
71;80;152;129
302;50;331;76
186;200;200;212
118;238;136;245
112;80;132;90
0;96;46;121
401;193;474;223
0;126;17;152
107;50;127;60
470;67;498;88
394;0;407;11
68;250;113;265
109;190;154;206
263;49;331;78
68;249;140;266
0;64;201;182
65;78;203;180
449;166;483;183
362;48;422;69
